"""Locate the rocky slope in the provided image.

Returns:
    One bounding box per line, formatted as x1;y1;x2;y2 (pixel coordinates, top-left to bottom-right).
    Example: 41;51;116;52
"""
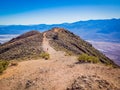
45;28;118;67
0;31;43;60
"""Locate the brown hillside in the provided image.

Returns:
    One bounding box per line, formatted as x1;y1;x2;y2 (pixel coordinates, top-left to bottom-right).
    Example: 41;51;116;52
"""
0;31;43;60
45;27;118;67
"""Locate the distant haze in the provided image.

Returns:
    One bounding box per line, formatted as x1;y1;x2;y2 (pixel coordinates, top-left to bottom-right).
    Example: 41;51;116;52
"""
0;34;19;43
88;41;120;66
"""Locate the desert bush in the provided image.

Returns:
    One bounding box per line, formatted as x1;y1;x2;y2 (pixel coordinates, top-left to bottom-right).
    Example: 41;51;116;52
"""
77;54;99;63
40;52;50;60
0;60;9;73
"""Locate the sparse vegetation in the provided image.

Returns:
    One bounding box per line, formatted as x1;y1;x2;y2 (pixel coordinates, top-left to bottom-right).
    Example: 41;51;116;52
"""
77;54;99;63
40;52;50;60
0;60;9;73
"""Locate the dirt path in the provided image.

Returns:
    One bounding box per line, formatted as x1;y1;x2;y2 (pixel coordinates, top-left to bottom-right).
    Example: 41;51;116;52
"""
42;33;57;58
42;33;66;59
0;33;120;90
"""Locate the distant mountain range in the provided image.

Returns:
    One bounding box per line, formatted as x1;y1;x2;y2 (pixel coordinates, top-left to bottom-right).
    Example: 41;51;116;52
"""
0;18;120;42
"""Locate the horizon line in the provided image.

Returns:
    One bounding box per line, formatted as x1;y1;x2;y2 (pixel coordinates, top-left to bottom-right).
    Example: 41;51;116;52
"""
0;18;120;26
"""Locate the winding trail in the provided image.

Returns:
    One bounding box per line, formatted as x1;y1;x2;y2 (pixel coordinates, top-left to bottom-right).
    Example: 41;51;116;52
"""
42;33;57;59
42;32;66;60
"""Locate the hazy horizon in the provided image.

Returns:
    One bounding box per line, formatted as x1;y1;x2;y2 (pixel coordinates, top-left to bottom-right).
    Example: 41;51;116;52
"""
0;18;119;26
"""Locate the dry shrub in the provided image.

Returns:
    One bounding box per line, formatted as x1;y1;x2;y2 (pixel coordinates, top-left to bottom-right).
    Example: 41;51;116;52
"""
40;52;50;60
78;54;99;63
0;60;9;73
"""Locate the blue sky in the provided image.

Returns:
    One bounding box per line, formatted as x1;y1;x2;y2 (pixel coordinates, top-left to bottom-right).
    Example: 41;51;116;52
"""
0;0;120;25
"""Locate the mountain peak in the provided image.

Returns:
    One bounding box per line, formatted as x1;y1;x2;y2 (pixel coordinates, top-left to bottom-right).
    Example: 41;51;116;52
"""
51;27;66;33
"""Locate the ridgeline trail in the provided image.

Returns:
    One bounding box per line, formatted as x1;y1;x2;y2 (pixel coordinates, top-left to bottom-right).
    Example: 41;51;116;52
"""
0;33;120;90
42;32;67;60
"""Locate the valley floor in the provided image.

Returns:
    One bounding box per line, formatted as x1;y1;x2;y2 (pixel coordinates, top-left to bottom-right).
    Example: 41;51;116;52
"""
88;41;120;66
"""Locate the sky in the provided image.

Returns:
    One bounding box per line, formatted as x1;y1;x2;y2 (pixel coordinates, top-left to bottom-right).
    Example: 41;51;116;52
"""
0;0;120;25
